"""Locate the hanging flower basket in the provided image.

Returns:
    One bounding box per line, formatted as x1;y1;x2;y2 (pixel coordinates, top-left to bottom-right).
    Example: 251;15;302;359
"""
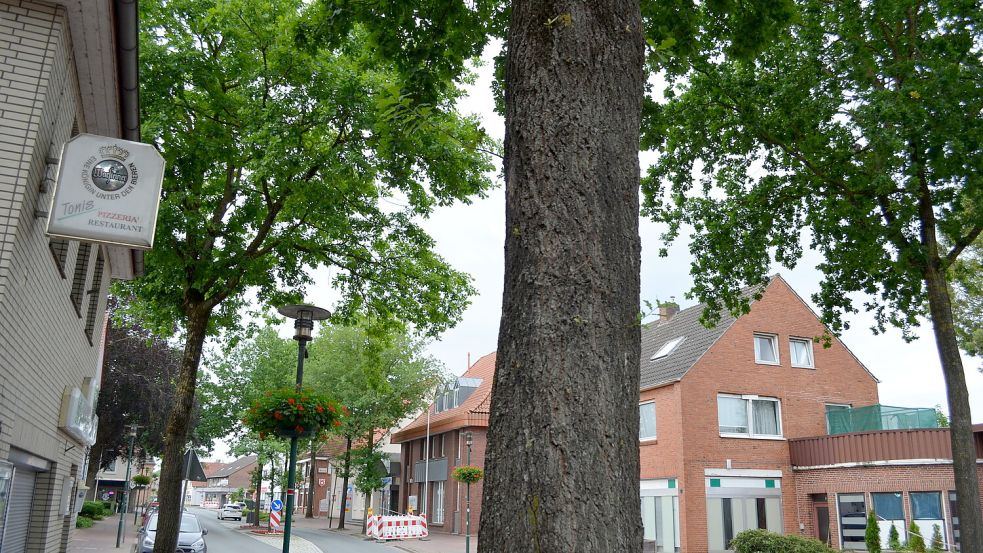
242;387;345;439
452;465;484;484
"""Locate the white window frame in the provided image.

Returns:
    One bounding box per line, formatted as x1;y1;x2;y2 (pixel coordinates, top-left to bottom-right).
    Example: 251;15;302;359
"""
432;481;445;524
652;336;685;360
639;401;657;442
753;334;780;365
789;337;814;368
718;394;783;439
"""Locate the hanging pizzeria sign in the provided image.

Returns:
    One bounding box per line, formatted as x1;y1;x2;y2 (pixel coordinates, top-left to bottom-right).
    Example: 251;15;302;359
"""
46;134;164;249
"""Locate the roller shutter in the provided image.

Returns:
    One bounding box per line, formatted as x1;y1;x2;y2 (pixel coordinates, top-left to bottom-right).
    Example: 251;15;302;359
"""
1;468;36;553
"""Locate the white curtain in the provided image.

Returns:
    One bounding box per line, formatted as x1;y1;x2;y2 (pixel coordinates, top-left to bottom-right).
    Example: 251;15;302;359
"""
752;400;779;435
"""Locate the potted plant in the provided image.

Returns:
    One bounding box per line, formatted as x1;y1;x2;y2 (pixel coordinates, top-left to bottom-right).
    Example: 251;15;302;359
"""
242;387;346;439
451;465;484;484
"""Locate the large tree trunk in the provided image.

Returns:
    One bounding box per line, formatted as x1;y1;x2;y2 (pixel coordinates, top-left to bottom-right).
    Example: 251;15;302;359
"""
152;306;211;553
478;2;644;552
917;178;983;553
306;438;318;518
337;436;352;530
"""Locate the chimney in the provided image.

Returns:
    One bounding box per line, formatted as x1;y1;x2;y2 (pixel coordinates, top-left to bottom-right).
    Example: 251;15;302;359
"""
659;302;680;321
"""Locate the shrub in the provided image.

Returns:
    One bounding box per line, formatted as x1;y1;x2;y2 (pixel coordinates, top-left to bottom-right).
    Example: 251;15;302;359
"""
888;524;902;550
75;516;93;528
929;524;943;553
101;500;113;512
731;529;838;553
80;501;105;519
907;521;926;552
866;510;882;553
132;474;152;487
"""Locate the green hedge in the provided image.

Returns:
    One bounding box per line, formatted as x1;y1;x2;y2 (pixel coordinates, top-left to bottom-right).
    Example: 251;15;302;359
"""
80;501;106;520
76;516;93;528
731;529;838;553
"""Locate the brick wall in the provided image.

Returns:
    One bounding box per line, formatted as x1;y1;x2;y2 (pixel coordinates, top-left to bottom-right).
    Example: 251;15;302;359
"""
0;2;111;552
793;463;983;548
672;277;880;551
398;427;487;534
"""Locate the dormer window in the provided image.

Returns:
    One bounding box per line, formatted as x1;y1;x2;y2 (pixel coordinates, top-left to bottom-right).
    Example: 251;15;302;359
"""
754;334;779;365
651;336;685;360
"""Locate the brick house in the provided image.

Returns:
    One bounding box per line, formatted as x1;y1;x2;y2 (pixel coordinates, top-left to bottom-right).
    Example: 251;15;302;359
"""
405;277;982;551
636;275;981;552
391;352;494;534
185;461;226;507
199;455;258;508
0;0;144;550
296;430;400;521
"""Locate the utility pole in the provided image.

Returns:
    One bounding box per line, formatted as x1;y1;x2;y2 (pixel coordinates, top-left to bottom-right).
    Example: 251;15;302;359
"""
116;424;139;548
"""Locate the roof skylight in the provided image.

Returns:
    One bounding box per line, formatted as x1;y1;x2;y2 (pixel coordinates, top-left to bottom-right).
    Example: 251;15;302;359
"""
651;336;685;360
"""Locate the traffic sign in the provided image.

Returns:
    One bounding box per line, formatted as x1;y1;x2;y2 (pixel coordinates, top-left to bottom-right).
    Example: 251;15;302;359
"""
270;499;283;511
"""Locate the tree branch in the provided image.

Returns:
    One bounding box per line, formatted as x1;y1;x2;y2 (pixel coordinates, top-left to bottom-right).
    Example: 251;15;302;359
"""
946;225;983;268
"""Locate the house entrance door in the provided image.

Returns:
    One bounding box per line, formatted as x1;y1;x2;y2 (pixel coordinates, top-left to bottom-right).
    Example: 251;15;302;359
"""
814;502;831;545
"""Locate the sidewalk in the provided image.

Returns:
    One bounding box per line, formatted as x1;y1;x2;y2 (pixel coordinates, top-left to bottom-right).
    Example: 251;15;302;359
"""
70;516;140;552
289;515;474;553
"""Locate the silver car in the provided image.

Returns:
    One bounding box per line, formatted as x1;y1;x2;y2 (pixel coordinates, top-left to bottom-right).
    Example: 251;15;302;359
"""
135;512;207;553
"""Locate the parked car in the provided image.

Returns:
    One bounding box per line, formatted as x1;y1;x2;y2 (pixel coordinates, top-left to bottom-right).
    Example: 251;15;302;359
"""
135;512;207;553
218;504;242;521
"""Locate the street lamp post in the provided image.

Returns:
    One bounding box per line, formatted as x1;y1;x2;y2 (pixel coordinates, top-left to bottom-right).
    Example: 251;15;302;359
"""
278;304;330;553
116;424;139;548
465;431;473;553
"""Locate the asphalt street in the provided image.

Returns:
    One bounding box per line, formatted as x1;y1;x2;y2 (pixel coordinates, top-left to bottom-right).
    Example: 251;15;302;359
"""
187;507;396;553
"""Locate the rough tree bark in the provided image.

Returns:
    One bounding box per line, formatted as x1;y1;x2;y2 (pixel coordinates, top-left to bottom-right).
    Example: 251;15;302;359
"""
918;186;983;553
478;1;644;552
152;305;211;553
337;436;352;530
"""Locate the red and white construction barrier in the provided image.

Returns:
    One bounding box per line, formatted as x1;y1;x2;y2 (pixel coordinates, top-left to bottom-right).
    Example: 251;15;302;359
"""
269;509;282;533
366;515;381;538
368;514;429;540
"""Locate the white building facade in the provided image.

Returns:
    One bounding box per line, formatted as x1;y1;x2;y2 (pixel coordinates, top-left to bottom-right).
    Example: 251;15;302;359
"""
0;0;142;550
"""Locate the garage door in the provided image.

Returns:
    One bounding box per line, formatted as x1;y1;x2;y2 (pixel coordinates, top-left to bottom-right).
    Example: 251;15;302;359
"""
1;468;36;553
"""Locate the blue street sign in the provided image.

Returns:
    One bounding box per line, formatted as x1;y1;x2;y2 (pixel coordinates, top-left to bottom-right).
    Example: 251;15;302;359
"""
270;499;283;512
381;477;392;487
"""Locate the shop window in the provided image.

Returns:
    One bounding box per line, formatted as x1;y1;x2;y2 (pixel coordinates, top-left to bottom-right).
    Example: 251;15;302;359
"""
639;402;656;441
837;493;867;550
707;496;782;551
872;492;906;548
642;494;679;552
911;492;945;546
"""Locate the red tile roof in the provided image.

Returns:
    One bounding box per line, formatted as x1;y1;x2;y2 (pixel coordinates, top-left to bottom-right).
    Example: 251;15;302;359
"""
391;352;495;443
